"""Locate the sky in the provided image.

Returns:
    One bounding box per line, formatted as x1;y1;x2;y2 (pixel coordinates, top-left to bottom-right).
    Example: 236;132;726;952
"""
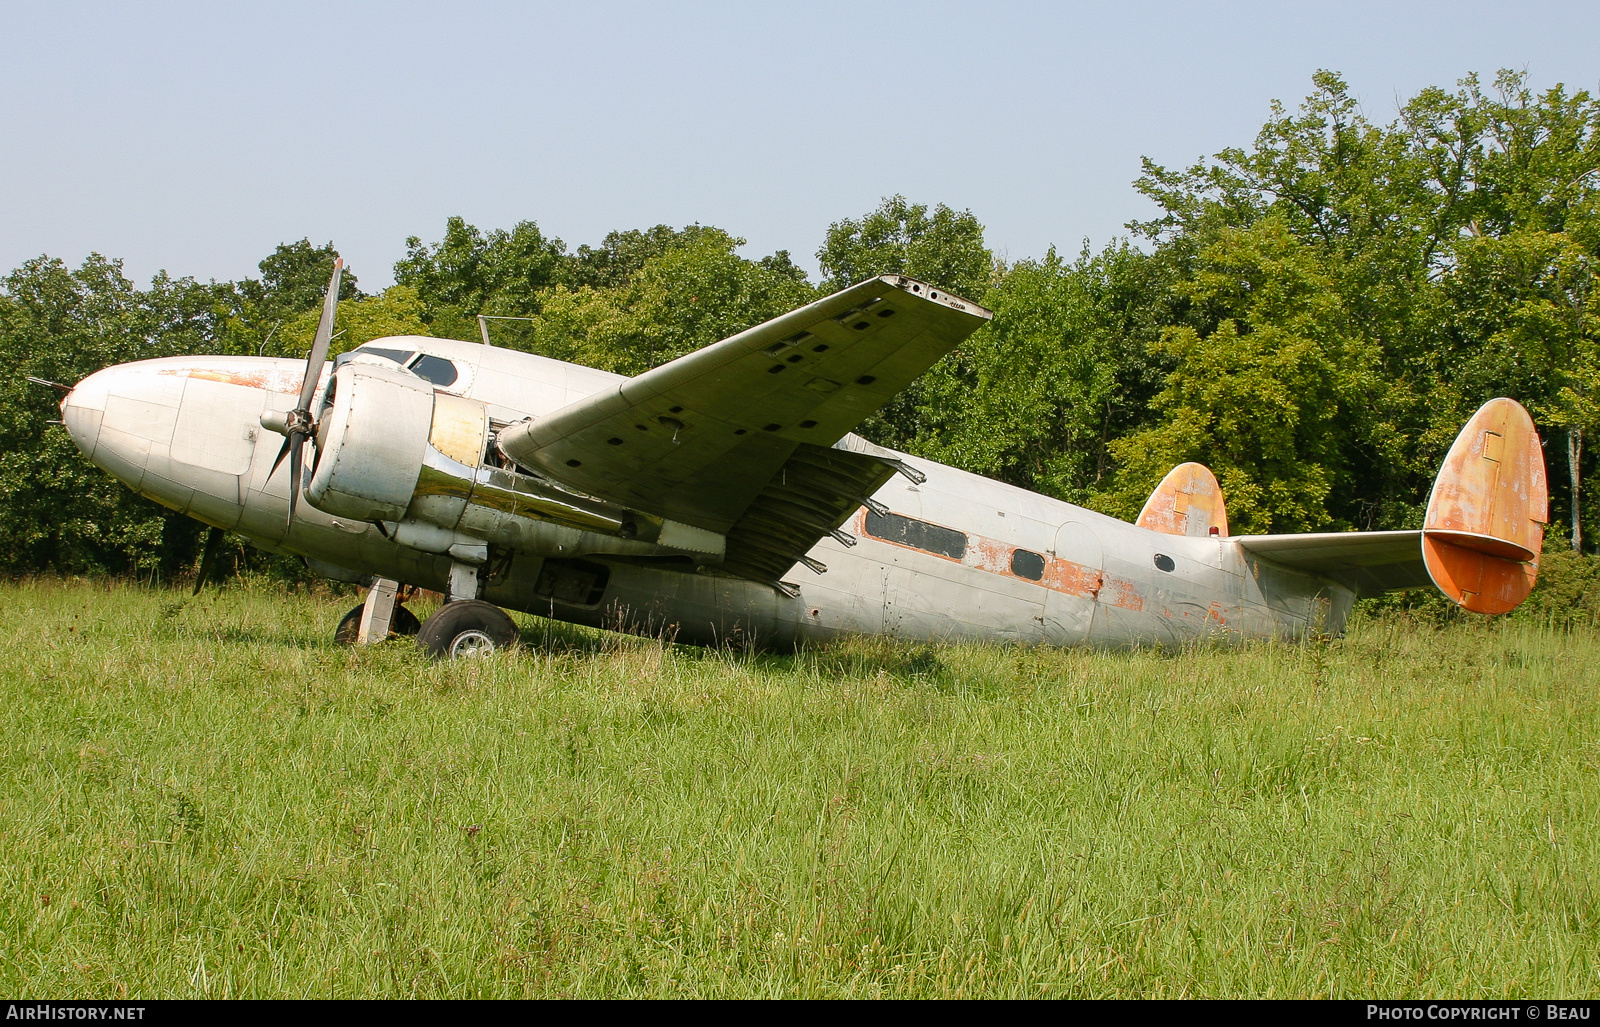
3;0;1598;291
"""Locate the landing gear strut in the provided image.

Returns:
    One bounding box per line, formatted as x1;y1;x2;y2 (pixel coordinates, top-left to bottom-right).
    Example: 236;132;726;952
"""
334;578;421;645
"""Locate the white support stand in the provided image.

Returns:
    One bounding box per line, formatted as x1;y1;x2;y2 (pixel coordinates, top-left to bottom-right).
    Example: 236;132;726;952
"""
356;578;400;644
447;562;482;603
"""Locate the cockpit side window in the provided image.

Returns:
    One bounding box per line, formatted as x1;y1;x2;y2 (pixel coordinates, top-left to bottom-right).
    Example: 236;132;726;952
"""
408;354;459;387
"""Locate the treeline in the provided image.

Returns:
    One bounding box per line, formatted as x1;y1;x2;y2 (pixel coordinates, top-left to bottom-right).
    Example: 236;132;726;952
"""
2;71;1597;609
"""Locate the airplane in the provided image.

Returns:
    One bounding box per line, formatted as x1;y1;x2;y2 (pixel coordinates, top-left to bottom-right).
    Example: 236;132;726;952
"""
51;262;1549;657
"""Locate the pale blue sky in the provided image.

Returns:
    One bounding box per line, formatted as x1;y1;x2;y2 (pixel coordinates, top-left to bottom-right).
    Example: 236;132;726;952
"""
3;0;1597;290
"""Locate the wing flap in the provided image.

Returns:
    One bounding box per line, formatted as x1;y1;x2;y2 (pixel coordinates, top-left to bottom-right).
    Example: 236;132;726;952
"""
721;438;901;585
1233;530;1430;597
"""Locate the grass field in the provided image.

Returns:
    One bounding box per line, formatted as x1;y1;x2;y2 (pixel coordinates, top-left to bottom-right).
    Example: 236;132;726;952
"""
1;577;1597;998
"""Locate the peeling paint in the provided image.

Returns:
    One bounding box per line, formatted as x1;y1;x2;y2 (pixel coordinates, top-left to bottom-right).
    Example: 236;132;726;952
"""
1422;398;1547;615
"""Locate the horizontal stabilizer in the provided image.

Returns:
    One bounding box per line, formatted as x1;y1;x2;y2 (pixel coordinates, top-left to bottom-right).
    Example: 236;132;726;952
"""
1234;530;1429;597
1233;398;1548;614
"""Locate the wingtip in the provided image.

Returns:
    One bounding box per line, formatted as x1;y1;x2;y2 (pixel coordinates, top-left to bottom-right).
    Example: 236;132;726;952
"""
877;275;992;320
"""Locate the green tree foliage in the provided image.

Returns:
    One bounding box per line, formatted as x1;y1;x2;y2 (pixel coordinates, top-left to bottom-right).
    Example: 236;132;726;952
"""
526;229;817;375
393;217;568;339
1113;70;1600;537
391;218;810;353
819;197;995;449
1097;218;1369;533
236;239;361;318
818;195;993;300
0;256;220;573
910;242;1173;503
277;286;433;361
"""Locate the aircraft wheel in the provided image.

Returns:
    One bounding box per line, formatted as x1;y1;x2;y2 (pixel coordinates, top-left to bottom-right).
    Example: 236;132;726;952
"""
333;603;421;645
417;600;520;659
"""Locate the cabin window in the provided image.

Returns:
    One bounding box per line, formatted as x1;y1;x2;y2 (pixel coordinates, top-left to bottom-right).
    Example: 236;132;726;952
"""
864;509;967;560
408;354;459;387
1154;553;1175;572
1010;548;1046;581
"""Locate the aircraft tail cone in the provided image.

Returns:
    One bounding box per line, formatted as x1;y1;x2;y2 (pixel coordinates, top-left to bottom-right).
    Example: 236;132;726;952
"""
1423;398;1549;614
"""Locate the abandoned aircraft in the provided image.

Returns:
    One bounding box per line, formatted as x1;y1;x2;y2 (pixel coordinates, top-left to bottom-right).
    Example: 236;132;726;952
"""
53;263;1548;656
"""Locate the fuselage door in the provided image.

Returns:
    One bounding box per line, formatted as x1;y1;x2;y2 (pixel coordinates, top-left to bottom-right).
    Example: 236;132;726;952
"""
1044;520;1103;645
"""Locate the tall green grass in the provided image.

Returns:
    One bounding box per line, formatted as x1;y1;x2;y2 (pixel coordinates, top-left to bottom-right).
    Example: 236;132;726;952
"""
1;577;1596;998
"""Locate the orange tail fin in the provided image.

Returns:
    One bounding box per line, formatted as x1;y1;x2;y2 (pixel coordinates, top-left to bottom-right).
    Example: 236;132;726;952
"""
1137;462;1230;538
1423;398;1549;614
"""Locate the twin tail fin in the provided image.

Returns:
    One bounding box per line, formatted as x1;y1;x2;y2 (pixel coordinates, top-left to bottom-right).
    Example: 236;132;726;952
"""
1135;398;1549;615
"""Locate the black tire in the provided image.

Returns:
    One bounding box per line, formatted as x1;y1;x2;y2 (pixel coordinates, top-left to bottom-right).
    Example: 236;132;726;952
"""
416;600;520;658
333;603;422;645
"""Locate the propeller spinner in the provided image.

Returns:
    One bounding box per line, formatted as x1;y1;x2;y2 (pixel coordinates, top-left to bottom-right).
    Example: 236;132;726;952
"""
262;258;343;526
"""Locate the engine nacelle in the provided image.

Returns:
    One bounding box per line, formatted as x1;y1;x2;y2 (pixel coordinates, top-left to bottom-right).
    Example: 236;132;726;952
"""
302;356;722;564
306;362;435;521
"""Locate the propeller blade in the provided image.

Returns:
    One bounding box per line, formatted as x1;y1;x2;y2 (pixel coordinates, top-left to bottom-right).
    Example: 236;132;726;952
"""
296;257;344;415
285;430;305;527
192;526;224;596
268;433;293;480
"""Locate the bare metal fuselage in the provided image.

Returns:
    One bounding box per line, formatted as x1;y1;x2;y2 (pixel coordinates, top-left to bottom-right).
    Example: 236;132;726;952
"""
61;338;1348;649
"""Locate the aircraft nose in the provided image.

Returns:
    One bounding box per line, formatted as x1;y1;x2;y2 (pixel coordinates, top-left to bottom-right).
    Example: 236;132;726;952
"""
61;362;184;490
60;366;113;462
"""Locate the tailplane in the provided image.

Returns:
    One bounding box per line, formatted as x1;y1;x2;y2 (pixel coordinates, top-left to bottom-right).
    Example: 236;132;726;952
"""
1212;398;1547;615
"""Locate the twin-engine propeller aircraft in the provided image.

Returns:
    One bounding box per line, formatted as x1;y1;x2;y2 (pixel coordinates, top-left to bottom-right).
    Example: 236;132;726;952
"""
55;263;1548;657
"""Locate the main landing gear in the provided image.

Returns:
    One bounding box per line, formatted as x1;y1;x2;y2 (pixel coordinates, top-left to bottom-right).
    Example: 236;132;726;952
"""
415;599;519;658
340;561;521;659
334;601;421;644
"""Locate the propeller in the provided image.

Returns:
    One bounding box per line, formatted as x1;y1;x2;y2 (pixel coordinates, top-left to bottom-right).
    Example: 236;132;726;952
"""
263;258;343;526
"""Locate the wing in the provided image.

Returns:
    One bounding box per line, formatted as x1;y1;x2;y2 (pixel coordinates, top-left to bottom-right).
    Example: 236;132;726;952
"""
1233;530;1430;597
496;277;991;579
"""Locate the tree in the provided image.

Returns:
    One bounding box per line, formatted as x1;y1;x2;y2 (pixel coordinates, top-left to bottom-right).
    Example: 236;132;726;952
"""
909;241;1174;503
0;255;220;574
567;224;744;290
1114;70;1600;538
1096;217;1369;534
818;197;994;450
817;196;993;300
236;240;360;318
393;217;569;338
276;285;434;361
526;229;817;375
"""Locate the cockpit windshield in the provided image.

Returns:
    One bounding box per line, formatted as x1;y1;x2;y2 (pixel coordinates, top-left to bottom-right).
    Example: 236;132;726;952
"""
342;346;460;388
349;346;415;366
